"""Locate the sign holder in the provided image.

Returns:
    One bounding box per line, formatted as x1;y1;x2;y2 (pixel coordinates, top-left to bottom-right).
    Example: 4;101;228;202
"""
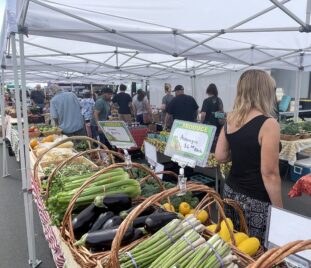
98;121;137;169
164;120;216;195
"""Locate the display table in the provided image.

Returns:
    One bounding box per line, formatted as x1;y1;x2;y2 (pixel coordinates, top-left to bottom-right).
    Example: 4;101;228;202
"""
5;115;20;161
30;152;81;268
280;138;311;165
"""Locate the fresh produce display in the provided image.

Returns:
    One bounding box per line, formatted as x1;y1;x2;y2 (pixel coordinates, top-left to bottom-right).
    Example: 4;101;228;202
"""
75;140;89;152
140;178;199;210
43;162;95;177
119;215;239;268
205;218;260;257
280;121;311;137
144;137;166;153
28;125;41;137
281;122;301;135
73;195;182;251
36;124;61;134
46;168;141;225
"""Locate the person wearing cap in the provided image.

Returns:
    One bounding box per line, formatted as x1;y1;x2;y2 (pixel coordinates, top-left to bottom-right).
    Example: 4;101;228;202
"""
30;84;45;111
112;84;133;123
161;83;174;124
165;85;199;127
50;85;85;136
91;87;113;146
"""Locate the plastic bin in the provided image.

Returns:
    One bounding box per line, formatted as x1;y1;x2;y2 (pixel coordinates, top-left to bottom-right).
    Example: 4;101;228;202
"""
290;157;311;182
189;173;215;187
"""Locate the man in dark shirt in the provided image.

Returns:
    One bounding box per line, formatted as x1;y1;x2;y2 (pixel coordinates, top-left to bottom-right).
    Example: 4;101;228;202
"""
30;84;45;110
165;85;199;128
112;84;133;123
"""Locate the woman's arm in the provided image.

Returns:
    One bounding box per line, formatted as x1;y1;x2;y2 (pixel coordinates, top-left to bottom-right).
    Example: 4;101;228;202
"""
260;118;283;207
215;127;230;163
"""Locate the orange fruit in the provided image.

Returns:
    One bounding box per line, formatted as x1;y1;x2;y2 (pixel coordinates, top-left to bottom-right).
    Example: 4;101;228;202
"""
30;139;38;149
45;135;54;142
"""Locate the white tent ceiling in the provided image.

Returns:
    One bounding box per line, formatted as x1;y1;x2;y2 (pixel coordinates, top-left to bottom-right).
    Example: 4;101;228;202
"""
1;0;311;83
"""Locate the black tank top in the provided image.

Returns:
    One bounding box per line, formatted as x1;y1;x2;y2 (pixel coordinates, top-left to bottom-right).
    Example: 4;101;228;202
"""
225;115;270;202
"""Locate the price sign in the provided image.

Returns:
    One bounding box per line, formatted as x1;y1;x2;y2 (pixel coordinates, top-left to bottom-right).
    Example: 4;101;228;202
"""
98;121;136;149
144;141;157;167
164;120;216;167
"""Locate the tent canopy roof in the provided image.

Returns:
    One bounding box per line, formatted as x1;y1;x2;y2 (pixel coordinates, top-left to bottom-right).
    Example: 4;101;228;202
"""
2;0;311;83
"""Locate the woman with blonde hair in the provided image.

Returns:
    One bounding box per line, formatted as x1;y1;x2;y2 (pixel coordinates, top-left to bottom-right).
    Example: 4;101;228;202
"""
215;69;283;243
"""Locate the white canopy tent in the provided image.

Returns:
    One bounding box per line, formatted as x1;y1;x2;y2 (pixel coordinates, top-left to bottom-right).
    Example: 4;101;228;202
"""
1;0;311;267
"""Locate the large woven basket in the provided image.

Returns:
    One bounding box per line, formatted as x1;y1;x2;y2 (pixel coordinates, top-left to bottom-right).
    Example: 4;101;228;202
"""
33;136;111;194
248;239;311;268
107;182;256;268
44;148;126;198
60;162;174;268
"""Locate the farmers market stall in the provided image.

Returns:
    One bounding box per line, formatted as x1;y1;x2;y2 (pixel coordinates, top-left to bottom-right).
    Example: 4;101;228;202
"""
279;138;311;165
2;1;311;267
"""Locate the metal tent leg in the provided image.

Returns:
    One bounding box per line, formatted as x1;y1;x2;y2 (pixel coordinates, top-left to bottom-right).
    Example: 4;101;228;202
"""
11;33;41;268
294;71;302;122
1;68;9;177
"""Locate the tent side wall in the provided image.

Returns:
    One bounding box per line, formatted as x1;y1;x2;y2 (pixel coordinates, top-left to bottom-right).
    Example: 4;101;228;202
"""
271;69;310;99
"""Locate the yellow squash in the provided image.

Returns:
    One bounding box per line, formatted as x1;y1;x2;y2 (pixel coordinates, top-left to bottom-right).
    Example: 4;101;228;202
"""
237;237;260;256
219;218;234;242
230;232;249;246
206;224;217;233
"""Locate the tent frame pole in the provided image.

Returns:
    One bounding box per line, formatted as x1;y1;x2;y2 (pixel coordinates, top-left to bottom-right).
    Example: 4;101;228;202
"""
270;0;307;27
11;33;41;268
29;26;299;34
294;71;303;122
307;0;311;24
1;68;9;177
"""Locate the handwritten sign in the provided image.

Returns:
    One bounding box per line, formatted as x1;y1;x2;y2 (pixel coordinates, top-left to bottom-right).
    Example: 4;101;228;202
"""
164;120;216;167
98;121;136;149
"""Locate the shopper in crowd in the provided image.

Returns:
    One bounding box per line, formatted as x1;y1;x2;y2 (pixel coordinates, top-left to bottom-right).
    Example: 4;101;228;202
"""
165;85;199;127
201;83;224;131
215;69;283;243
80;91;95;137
201;83;224;151
50;85;85;136
30;84;45;111
161;83;174;125
133;89;153;124
91;87;113;146
112;84;133;123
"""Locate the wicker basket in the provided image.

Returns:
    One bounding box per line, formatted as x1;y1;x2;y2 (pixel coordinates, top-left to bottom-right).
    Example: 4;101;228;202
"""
60;162;171;268
33;136;111;194
44;148;126;198
248;239;311;268
300;133;311;139
280;133;301;141
107;183;256;268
